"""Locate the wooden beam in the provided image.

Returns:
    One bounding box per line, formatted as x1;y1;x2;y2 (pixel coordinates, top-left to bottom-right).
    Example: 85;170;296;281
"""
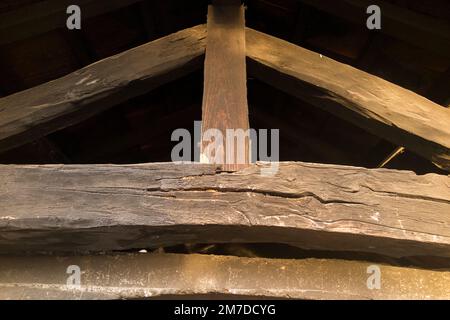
300;0;450;58
245;28;450;171
0;0;144;46
0;253;449;300
376;68;450;169
0;162;449;258
0;25;206;154
1;24;448;170
201;5;250;171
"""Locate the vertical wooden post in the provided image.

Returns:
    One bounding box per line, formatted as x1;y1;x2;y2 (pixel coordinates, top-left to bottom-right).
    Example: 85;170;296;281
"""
201;2;250;171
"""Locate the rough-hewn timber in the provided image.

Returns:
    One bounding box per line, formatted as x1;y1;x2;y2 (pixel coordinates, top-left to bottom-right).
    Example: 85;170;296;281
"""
0;253;449;300
0;162;449;258
0;25;449;172
0;25;206;153
245;28;450;171
201;5;250;171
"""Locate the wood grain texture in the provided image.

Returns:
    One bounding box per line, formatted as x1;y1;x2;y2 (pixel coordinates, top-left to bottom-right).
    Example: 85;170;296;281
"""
245;28;450;171
0;25;206;153
0;253;449;300
201;5;250;171
0;162;449;258
0;25;450;170
1;24;448;171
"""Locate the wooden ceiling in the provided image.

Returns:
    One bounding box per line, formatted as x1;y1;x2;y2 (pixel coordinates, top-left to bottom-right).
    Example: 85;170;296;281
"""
0;0;448;175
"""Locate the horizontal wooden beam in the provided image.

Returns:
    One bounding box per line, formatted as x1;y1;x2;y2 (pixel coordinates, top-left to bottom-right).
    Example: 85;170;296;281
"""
0;0;143;46
245;28;450;171
300;0;450;58
1;162;449;258
0;25;206;153
0;253;449;299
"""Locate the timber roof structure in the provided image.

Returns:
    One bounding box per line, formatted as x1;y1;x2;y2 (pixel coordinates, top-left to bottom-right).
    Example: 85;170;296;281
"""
0;0;449;300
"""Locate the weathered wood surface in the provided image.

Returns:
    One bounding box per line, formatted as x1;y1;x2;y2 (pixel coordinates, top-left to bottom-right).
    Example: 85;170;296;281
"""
1;24;449;171
0;253;449;300
0;162;449;257
245;28;450;171
201;5;250;171
0;25;206;153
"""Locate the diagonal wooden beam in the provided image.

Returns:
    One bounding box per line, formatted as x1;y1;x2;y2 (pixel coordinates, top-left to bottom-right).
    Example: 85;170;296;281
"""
0;162;449;258
201;4;250;171
0;25;448;172
0;25;206;154
378;69;450;169
245;28;450;171
0;253;449;300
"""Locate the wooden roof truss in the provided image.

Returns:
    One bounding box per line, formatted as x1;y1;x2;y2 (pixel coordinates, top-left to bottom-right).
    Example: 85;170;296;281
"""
0;1;449;299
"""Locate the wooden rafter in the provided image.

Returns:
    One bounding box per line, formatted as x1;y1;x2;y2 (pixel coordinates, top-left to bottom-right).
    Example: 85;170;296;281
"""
0;25;206;153
0;25;448;171
0;2;448;302
201;3;250;171
1;162;449;258
0;8;449;300
245;28;450;171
